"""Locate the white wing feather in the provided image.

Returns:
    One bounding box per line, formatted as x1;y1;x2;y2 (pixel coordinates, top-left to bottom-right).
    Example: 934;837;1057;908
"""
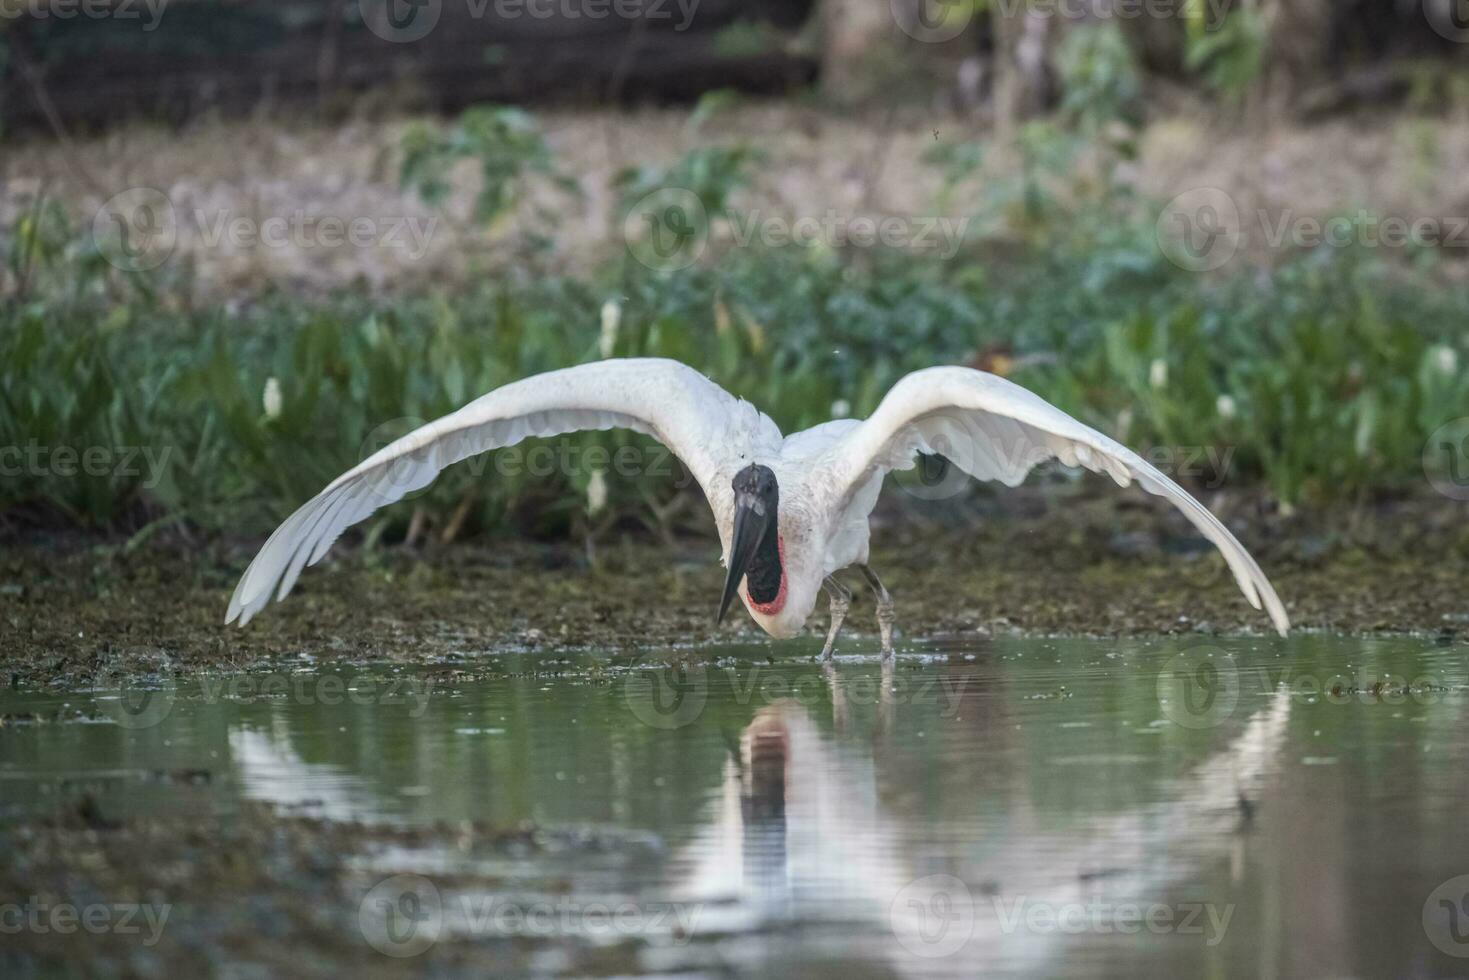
227;358;781;626
820;366;1289;635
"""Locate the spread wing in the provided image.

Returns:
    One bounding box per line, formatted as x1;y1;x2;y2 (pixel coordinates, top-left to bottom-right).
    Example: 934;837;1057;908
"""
227;358;781;625
817;366;1289;635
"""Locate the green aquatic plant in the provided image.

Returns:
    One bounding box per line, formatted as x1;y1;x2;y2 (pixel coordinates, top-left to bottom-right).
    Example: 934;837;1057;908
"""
3;112;1467;539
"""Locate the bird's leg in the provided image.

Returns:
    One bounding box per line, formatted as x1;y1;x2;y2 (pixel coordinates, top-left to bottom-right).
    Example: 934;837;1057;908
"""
859;564;896;660
819;576;852;661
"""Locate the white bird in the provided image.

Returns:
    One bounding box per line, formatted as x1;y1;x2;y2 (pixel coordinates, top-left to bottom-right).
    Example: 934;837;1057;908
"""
227;358;1289;657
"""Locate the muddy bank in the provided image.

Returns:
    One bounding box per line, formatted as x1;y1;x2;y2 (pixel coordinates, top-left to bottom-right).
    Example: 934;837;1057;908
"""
0;800;668;979
3;487;1464;690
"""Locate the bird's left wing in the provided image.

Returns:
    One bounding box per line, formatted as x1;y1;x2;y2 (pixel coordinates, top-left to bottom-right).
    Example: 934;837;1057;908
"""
816;366;1289;635
227;358;780;625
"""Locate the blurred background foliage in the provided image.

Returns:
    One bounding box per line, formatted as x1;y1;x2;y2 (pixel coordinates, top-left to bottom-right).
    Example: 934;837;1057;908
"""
3;1;1469;544
4;135;1466;538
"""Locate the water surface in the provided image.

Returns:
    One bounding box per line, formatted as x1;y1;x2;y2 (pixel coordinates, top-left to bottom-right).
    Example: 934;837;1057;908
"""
3;636;1467;978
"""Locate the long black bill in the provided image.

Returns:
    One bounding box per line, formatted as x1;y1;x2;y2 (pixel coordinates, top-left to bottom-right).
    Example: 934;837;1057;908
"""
716;495;771;624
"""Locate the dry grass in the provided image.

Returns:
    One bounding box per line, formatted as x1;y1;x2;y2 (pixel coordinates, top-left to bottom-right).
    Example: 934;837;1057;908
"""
5;102;1469;297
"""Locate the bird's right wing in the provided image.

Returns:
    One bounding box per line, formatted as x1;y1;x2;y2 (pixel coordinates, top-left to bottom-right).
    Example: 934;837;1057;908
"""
227;358;780;625
815;366;1289;635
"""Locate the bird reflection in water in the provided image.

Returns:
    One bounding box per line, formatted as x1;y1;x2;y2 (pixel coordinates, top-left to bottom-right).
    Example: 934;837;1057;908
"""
672;662;1293;976
677;662;904;936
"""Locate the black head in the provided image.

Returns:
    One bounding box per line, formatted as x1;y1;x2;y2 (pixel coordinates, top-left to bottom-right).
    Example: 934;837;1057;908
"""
731;463;779;512
717;464;782;624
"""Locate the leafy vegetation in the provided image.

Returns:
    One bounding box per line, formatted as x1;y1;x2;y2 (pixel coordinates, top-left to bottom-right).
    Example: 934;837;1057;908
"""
613;93;760;223
399;104;578;259
1184;1;1271;102
3;100;1467;543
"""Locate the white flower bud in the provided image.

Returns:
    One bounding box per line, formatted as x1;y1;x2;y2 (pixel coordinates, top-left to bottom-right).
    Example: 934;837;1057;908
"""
599;300;621;360
262;377;282;420
587;468;608;516
1149;359;1168;390
1432;344;1459;377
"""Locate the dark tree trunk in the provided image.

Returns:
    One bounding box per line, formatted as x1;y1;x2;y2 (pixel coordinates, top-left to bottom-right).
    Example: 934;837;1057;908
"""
1;0;818;132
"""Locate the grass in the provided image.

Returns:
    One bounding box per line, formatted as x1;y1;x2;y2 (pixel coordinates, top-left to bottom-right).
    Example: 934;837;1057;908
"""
2;96;1467;543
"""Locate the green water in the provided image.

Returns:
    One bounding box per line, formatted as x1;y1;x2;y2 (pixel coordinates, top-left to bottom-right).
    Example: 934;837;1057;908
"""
3;636;1469;978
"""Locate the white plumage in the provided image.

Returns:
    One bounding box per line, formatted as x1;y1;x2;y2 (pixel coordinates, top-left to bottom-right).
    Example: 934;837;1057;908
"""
227;357;1288;648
